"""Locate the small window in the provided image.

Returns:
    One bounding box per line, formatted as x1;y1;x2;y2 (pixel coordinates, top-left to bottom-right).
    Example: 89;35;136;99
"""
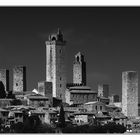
16;83;18;86
60;77;62;80
60;94;62;98
95;106;97;110
60;84;62;87
100;106;102;111
60;49;62;53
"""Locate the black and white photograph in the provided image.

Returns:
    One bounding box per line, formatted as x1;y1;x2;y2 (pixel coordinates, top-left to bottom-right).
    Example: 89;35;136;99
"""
0;5;140;134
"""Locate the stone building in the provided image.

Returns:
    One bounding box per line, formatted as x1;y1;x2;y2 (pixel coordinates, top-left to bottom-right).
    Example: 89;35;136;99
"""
27;94;50;108
84;101;107;113
65;86;97;105
38;81;53;106
13;66;26;93
122;71;138;117
73;52;86;86
46;29;66;102
98;84;109;98
0;69;9;91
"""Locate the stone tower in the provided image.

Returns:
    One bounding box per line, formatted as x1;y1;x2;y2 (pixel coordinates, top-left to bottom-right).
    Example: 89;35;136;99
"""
122;71;138;117
0;69;9;91
13;66;26;92
38;81;53;106
46;29;66;102
73;52;86;86
98;84;109;98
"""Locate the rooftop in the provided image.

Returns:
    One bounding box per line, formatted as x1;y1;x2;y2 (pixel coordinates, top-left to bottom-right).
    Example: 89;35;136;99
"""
69;86;91;90
70;90;97;94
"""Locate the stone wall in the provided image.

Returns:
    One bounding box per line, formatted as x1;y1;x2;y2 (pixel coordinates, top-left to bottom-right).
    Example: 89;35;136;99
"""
13;66;26;92
98;84;109;98
38;81;53;106
122;71;138;117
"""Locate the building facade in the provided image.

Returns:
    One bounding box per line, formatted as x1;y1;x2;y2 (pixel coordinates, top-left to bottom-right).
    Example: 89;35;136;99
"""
46;29;66;102
13;66;26;92
0;69;9;91
65;86;97;105
122;71;138;117
73;52;86;86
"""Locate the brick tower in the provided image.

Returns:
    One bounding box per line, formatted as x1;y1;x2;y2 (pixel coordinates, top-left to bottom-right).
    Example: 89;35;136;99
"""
0;69;9;91
73;52;86;86
46;29;66;102
13;66;26;92
122;71;138;117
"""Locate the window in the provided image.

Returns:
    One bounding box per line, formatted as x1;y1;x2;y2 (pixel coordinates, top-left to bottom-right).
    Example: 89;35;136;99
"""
60;49;62;53
60;84;62;87
16;83;18;86
100;106;102;111
60;77;62;80
95;106;97;110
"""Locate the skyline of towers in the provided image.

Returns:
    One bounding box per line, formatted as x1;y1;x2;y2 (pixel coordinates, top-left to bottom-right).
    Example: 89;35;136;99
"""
73;52;86;86
46;29;66;102
13;66;26;92
122;71;138;117
0;69;9;91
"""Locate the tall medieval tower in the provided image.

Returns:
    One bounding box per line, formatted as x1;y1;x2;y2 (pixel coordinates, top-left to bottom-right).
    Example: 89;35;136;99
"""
46;29;66;102
122;71;138;117
73;52;86;85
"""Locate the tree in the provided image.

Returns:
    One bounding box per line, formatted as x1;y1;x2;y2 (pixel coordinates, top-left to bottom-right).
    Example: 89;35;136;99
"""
58;105;65;128
0;81;6;98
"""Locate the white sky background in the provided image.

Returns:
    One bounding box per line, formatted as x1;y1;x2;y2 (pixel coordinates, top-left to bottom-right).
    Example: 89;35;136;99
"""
1;0;140;139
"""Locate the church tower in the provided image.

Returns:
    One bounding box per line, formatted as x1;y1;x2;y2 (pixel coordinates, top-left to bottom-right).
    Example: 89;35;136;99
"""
73;52;86;85
46;29;66;102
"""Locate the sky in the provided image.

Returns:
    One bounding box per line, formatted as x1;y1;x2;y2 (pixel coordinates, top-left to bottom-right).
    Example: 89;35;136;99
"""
0;7;140;101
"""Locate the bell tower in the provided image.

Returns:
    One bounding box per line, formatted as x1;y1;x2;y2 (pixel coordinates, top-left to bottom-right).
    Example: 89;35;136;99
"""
46;29;66;102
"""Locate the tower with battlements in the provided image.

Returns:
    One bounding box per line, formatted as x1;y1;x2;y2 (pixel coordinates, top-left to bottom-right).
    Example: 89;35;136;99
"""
46;29;66;102
122;71;138;117
73;52;86;86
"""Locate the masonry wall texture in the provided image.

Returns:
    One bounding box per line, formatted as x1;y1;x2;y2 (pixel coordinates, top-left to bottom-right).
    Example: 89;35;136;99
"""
0;69;9;91
38;81;53;106
122;71;138;117
98;84;109;98
66;86;97;105
13;66;26;92
73;52;86;86
46;29;66;102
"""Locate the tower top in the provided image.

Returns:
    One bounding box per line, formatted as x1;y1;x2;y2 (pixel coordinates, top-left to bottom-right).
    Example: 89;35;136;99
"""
48;28;64;42
74;52;85;63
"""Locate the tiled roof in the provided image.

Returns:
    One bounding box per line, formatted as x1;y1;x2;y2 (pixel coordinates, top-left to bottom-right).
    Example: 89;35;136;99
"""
109;111;127;119
74;111;95;115
69;86;91;90
28;95;49;100
70;90;97;94
0;108;9;112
